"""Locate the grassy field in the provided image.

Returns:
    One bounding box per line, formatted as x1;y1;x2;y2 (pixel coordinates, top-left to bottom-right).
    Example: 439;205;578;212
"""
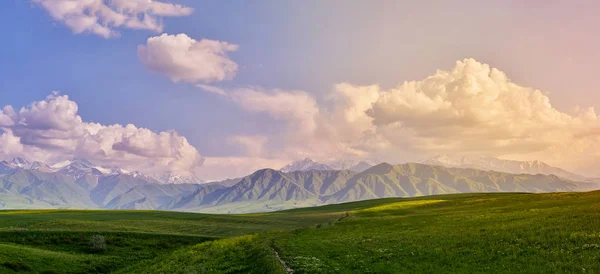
2;191;600;273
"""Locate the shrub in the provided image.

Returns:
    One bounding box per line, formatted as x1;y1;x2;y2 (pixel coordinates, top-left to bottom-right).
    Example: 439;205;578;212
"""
89;235;107;253
2;261;32;271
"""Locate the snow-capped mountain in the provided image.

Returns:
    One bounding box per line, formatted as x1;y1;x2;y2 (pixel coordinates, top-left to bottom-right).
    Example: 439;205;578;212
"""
1;157;34;174
1;157;31;169
156;172;205;184
0;157;596;213
280;158;378;173
280;158;333;172
52;158;106;178
328;160;376;172
422;155;589;181
0;157;203;184
29;161;54;173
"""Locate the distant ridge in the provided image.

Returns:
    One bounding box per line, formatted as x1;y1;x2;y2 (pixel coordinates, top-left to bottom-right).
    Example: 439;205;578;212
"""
423;155;590;182
0;157;596;213
279;158;333;172
280;158;375;173
0;157;204;184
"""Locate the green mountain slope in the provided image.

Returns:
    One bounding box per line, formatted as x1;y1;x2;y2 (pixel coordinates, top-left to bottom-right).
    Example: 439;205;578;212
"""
0;163;595;213
329;163;585;203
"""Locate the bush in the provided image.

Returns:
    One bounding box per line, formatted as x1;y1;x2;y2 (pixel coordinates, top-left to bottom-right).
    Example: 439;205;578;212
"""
1;261;32;271
89;235;107;253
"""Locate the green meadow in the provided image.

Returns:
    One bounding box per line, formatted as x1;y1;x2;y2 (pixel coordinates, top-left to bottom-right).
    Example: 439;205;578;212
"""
2;191;600;273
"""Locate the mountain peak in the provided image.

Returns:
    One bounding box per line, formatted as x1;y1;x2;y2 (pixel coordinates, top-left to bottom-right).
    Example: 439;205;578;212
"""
9;157;30;168
156;171;204;184
280;159;332;173
361;162;394;175
422;155;586;181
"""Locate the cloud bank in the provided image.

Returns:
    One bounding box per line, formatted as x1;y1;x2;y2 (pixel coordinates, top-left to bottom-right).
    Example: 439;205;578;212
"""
364;59;598;156
34;0;193;38
202;59;600;176
138;33;239;83
0;92;203;175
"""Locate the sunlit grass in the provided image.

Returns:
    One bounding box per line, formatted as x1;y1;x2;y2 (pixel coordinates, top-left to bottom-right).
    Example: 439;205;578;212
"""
358;199;446;213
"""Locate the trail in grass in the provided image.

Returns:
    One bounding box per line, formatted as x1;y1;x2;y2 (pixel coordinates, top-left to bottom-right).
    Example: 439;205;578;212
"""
272;247;293;274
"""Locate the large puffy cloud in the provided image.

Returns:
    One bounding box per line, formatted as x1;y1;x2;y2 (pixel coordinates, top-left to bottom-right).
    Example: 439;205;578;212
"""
195;84;382;163
364;59;599;157
197;85;334;160
202;59;600;176
34;0;193;38
0;106;16;127
325;59;600;174
0;93;203;175
138;33;239;83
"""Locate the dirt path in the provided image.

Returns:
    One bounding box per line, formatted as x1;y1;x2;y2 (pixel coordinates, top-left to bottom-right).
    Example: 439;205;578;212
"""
271;247;293;274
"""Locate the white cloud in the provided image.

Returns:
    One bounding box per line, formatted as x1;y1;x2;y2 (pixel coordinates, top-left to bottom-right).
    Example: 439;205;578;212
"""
0;131;25;158
0;93;203;175
138;33;239;83
196;84;227;96
34;0;193;38
363;58;599;156
205;59;600;176
229;88;319;136
227;135;268;157
0;106;16;127
197;85;381;163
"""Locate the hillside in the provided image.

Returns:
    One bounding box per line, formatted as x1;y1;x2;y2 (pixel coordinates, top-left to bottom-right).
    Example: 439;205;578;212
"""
1;163;595;213
176;163;592;212
2;191;600;273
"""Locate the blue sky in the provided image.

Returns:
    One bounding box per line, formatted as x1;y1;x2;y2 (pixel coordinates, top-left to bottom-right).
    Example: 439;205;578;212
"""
1;1;600;179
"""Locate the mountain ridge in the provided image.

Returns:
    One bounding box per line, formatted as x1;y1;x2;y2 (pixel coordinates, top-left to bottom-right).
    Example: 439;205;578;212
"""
1;157;597;213
280;158;375;173
422;155;591;182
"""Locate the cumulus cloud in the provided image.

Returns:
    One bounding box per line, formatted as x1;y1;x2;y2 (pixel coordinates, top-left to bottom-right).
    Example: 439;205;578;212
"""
363;59;599;157
0;106;16;127
205;59;600;176
0;93;203;175
34;0;193;38
197;85;337;161
138;33;239;83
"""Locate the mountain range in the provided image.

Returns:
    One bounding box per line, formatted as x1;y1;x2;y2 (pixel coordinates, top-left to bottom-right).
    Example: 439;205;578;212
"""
0;157;596;213
279;158;374;173
422;155;593;182
0;158;202;184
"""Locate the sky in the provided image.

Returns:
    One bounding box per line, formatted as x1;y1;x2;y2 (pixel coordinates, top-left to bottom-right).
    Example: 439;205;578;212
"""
1;0;600;180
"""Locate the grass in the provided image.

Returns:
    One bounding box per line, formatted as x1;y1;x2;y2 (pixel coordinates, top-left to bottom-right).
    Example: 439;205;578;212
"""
2;191;600;273
117;234;283;274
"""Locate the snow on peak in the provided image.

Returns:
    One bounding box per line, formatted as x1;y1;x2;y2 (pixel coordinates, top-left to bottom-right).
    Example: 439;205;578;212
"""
328;160;375;172
422;155;585;181
50;160;73;169
155;172;204;184
280;158;333;172
9;157;30;168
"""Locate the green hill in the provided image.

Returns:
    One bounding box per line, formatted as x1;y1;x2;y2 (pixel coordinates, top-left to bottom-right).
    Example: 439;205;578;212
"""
2;191;600;273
